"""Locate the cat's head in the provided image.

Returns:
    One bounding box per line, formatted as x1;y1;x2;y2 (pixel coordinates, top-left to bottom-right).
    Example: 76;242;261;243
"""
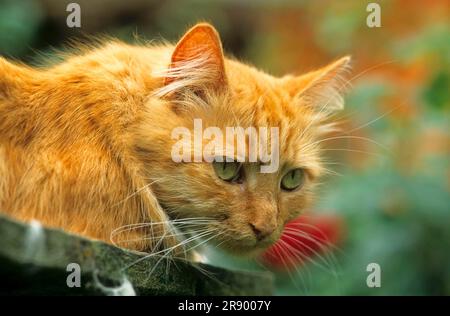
138;23;350;257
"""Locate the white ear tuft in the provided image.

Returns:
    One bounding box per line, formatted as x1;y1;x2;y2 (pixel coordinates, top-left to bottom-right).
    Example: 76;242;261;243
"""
297;56;352;114
154;23;226;98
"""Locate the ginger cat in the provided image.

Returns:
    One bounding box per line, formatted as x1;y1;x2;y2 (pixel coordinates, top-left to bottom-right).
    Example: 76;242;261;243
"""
0;23;350;257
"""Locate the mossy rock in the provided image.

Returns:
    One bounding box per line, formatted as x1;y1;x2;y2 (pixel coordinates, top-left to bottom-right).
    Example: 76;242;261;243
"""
0;215;273;296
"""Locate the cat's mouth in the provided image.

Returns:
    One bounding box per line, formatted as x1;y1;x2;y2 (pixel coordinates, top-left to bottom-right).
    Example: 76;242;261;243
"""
172;221;276;256
158;202;279;255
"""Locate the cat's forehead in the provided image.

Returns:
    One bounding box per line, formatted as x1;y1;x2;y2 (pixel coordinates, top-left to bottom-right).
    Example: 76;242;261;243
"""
205;91;320;171
226;80;312;131
187;59;323;170
225;60;307;114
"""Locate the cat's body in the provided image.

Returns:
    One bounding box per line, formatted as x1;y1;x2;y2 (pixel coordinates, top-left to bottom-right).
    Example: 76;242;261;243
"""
0;24;350;256
0;44;169;250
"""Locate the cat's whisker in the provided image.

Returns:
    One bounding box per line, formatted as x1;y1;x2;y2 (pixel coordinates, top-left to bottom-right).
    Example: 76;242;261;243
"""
321;99;407;161
169;254;225;285
184;230;226;254
113;226;215;244
150;229;217;264
316;60;397;120
283;226;342;273
277;238;340;293
341;60;397;90
317;99;406;153
345;105;400;135
319;167;343;177
142;230;225;279
284;222;344;255
114;178;163;207
110;221;208;239
321;147;380;155
319;161;346;167
122;226;223;271
111;217;216;230
321;148;384;158
303;135;390;153
301;60;397;139
284;224;340;254
280;233;338;275
109;217;219;247
285;230;340;275
274;240;311;294
300;76;350;139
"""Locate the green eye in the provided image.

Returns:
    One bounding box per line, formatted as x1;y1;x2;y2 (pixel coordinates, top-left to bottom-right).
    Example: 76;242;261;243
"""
213;161;242;182
281;168;305;191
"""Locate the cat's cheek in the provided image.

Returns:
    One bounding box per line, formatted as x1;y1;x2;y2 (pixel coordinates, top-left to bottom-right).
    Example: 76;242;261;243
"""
280;197;306;223
287;208;304;222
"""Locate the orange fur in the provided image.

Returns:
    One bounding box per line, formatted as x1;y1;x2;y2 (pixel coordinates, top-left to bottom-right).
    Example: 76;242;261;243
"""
0;23;350;256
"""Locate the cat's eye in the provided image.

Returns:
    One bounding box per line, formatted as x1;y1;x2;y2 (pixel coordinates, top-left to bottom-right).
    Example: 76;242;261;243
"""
213;161;243;182
281;168;305;191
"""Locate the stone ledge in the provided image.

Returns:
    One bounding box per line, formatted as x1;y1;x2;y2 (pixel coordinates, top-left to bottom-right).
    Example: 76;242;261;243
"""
0;215;273;295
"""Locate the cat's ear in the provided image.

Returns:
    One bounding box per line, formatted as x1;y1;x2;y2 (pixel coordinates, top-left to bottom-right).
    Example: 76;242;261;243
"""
159;23;227;96
286;56;351;113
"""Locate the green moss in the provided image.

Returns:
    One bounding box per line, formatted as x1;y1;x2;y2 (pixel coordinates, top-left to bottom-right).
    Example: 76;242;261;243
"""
0;215;273;296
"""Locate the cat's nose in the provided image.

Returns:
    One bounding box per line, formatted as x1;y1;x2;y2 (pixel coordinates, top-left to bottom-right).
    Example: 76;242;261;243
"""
249;222;275;241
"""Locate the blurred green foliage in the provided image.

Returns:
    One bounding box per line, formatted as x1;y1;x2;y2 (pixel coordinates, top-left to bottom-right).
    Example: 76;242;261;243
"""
0;0;43;57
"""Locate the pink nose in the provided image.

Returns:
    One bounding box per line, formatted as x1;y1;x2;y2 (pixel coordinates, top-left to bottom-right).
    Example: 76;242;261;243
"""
249;222;275;241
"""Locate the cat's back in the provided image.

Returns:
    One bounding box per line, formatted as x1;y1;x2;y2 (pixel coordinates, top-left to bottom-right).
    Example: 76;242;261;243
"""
0;42;170;222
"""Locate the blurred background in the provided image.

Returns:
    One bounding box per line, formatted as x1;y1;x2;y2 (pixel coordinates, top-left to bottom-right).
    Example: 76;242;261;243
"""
0;0;448;295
